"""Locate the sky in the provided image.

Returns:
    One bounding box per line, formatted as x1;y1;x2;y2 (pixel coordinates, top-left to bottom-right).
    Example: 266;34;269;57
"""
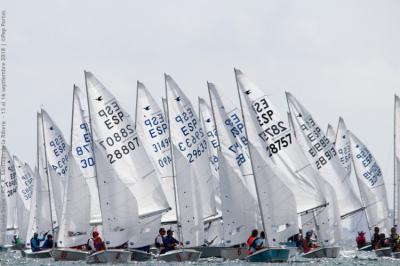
3;0;400;207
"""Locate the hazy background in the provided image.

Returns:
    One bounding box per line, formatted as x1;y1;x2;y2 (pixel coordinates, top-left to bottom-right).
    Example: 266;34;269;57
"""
3;0;400;207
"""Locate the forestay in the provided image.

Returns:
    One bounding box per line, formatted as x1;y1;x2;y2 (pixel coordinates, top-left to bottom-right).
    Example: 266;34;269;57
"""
14;157;34;244
166;74;214;246
286;92;362;217
234;69;325;213
208;83;260;245
0;146;17;230
349;131;390;234
136;82;175;223
85;72;168;247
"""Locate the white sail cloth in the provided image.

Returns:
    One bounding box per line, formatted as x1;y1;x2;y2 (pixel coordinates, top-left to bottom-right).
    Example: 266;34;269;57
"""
234;69;325;213
14;157;34;244
85;71;170;247
136;82;175;223
394;95;400;225
1;146;17;230
286;92;362;218
349;131;390;234
208;83;260;245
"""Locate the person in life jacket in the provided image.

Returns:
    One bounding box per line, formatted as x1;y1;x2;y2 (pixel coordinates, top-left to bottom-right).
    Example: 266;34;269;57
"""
155;228;166;254
371;227;380;249
356;231;367;249
246;229;258;255
30;232;48;252
301;230;318;254
87;231;106;254
41;234;54;249
389;227;400;252
249;231;266;254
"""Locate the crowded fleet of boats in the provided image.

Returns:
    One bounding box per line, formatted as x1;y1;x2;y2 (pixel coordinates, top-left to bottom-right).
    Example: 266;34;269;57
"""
0;69;399;263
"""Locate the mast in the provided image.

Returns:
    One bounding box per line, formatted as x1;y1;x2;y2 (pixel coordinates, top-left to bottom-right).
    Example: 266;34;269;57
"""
394;95;397;226
164;74;183;244
233;70;270;247
39;110;55;247
83;71;104;233
134;81;139;130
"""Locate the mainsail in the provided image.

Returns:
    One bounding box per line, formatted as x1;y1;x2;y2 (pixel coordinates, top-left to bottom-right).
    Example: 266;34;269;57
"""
85;71;169;247
234;69;325;213
349;131;391;234
166;74;215;246
286;92;363;218
135;81;176;223
208;83;260;245
14;157;34;244
0;146;17;231
326;124;336;145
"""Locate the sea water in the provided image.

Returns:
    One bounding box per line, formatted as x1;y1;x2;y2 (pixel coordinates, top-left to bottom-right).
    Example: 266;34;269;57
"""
1;250;400;266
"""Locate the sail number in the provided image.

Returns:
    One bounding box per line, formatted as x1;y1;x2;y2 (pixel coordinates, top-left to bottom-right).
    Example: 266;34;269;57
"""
355;147;381;186
107;137;139;164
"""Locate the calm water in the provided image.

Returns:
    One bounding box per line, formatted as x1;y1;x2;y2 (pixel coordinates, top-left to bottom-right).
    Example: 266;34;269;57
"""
1;249;400;266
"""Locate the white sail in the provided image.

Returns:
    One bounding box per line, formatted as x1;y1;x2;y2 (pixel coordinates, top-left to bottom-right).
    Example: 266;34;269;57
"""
326;124;336;145
236;81;300;244
208;83;260;245
234;69;325;213
394;95;400;225
349;131;391;234
0;146;17;230
26;167;53;247
136;82;175;223
286;92;363;217
14;157;34;244
71;85;101;224
166;74;212;246
335;118;352;178
41;109;70;224
0;184;6;247
85;71;169;247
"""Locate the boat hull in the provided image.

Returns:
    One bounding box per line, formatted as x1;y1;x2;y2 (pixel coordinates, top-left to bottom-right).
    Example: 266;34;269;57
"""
246;247;290;263
130;249;154;261
375;247;392;257
86;249;131;264
220;246;247;260
358;244;373;251
302;246;340;258
193;246;223;258
51;248;88;261
21;249;52;258
156;249;201;262
392;251;400;259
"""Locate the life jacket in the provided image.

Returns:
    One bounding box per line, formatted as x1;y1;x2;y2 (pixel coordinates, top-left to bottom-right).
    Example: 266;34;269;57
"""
247;236;256;255
356;235;366;247
93;236;106;251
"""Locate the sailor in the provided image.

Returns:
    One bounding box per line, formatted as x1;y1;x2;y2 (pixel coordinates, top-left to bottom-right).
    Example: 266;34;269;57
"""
164;229;179;252
371;227;380;249
30;232;48;252
376;233;389;249
389;227;400;252
356;231;366;249
88;231;106;253
301;230;318;254
42;234;54;249
250;231;266;254
155;228;166;254
246;229;258;255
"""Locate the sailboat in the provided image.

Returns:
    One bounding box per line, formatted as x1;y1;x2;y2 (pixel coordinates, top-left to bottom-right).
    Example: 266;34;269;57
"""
22;112;55;258
51;85;94;261
234;69;341;259
84;71;170;263
14;157;34;250
0;146;17;250
234;75;299;262
348;130;391;257
157;74;216;262
206;83;261;260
